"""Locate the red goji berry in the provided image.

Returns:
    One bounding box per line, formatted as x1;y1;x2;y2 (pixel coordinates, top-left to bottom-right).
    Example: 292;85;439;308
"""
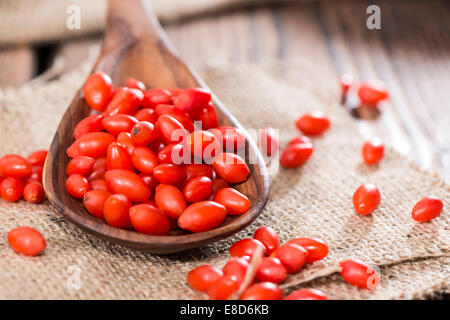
208;275;240;300
240;282;283;300
83;71;113;111
295;111;330;135
222;257;250;282
187;265;223;293
103;194;132;228
411;196;443;222
214;187;250;215
229;238;266;258
23;181;45;204
155;184;187;219
8;227;46;257
288;237;328;263
0;154;32;179
178;201;227;233
253;226;280;255
339;259;380;290
66;174;90;199
358;81;388;106
270;243;308;274
129;204;170;235
352;184;381;215
212;153;250;184
1;177;24;202
255;257;287;283
104;169;150;202
362;138;384;165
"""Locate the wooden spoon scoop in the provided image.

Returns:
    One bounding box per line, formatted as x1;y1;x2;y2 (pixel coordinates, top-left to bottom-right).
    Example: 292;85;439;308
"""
43;0;269;254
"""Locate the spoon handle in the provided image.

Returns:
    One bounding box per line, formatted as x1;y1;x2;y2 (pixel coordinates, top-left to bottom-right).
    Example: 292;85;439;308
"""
103;0;171;51
97;0;197;88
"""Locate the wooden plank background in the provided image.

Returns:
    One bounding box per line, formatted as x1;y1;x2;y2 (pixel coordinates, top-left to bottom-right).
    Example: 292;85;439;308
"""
0;0;449;183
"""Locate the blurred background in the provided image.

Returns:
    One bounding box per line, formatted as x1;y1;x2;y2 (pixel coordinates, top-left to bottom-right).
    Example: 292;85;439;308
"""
0;0;449;182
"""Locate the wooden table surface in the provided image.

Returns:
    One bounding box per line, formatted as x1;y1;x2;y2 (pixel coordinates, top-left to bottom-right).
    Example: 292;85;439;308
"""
1;0;449;182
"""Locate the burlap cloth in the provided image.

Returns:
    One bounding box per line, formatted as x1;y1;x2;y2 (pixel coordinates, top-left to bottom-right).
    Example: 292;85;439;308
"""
0;0;299;46
0;52;449;298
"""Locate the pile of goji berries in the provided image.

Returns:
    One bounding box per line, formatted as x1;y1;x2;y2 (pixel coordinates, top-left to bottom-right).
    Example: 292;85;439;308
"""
65;71;251;235
0;150;47;204
187;226;380;300
0;150;48;256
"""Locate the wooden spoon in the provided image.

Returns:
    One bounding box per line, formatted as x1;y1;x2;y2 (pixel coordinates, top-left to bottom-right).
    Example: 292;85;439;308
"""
43;0;270;254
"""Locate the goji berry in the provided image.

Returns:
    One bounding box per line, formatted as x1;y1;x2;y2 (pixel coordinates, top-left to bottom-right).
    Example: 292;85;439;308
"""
352;184;381;215
155;184;187;219
295;111;330;135
214;187;250;215
212;153;250;184
66;174;90;199
104;169;150;202
255;257;287;283
288;238;328;263
178;201;227;233
240;282;283;300
0;154;32;179
339;259;380;289
362;138;384;165
83;71;113;111
23;181;45;204
253;226;280;255
1;177;24;202
229;238;266;257
411;196;443;222
129;204;170;235
187;265;223;293
103;194;132;228
83;189;111;219
270;243;308;274
8;226;46;256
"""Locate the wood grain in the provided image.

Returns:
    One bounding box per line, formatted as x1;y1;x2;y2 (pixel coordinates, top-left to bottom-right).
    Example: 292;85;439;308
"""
42;0;270;254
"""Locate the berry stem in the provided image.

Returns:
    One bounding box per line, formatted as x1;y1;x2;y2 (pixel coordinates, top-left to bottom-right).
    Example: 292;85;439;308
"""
228;245;265;300
279;262;341;290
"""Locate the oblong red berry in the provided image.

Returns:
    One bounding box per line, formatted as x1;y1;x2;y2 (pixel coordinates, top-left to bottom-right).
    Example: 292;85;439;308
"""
362;138;384;165
352;184;381;215
0;154;32;179
214;188;250;215
288;237;328;263
178;201;227;233
411;196;443;222
212;153;250;184
339;259;380;290
295;111;331;135
255;257;287;283
229;238;266;258
8;227;46;257
270;243;308;274
253;226;280;255
187;265;223;293
240;282;283;300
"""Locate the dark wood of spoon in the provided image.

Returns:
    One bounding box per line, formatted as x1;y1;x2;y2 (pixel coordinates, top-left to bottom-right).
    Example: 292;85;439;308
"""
43;0;269;254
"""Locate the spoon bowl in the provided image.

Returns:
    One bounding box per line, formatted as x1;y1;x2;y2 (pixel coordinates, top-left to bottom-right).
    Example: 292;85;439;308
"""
43;0;269;254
